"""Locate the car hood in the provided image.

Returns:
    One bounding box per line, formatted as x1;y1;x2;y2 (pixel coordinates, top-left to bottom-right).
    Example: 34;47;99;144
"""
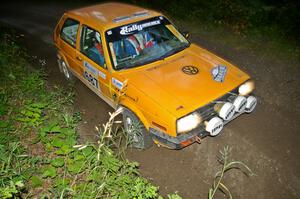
120;44;250;117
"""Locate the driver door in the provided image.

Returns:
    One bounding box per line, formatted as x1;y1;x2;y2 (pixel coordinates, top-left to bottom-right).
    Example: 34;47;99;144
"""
75;24;112;100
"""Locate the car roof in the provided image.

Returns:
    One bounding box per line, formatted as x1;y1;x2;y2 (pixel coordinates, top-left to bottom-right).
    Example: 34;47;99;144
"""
67;2;161;31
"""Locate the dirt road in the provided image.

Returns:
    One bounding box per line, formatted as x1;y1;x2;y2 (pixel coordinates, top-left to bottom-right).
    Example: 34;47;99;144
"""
1;2;299;198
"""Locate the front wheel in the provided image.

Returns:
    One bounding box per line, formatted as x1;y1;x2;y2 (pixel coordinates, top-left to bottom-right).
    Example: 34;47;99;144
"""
122;108;153;150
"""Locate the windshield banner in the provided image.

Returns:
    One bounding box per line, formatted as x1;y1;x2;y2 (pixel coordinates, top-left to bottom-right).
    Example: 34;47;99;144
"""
120;20;161;35
106;16;170;41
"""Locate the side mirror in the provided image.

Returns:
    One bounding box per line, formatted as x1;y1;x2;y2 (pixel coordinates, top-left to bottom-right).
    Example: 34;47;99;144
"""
182;31;189;39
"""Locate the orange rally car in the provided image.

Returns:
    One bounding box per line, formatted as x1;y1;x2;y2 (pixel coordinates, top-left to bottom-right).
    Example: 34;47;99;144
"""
53;3;257;149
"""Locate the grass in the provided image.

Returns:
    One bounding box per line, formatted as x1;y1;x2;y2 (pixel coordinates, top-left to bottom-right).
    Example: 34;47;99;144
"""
0;27;181;198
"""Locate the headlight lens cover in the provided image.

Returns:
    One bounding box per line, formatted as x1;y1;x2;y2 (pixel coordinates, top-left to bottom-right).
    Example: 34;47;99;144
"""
238;80;255;96
177;112;202;134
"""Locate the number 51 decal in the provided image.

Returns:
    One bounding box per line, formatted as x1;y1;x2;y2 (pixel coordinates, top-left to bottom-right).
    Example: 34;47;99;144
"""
84;71;99;89
83;61;99;89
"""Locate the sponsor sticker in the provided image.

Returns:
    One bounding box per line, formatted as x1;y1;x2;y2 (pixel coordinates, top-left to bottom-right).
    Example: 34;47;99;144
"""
83;61;98;77
99;71;106;79
211;65;227;82
83;61;99;89
107;30;112;35
120;20;161;35
112;78;123;89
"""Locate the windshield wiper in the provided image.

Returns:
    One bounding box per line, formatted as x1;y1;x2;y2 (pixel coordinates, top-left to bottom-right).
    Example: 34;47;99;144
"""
118;43;190;70
128;43;189;68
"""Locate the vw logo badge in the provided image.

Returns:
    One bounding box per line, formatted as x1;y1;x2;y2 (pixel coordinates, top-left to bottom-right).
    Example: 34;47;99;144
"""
182;66;199;75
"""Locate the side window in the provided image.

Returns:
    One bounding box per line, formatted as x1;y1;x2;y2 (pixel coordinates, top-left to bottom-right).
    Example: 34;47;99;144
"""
80;25;106;68
60;18;79;47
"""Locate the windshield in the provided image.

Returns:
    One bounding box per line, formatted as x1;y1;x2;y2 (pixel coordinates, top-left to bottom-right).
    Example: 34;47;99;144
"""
106;16;189;70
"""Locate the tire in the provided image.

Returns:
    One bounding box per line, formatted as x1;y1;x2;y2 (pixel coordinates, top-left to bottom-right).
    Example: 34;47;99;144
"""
58;57;74;81
122;108;153;149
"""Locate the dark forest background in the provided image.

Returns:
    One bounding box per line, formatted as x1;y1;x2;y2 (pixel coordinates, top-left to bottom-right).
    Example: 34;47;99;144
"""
86;0;299;45
123;0;299;43
24;0;299;44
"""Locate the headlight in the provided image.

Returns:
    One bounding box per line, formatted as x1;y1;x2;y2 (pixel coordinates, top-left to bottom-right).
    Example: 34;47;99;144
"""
238;80;255;96
177;112;202;134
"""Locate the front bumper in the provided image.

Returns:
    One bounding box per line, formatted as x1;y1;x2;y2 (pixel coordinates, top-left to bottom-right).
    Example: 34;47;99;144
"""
150;109;245;149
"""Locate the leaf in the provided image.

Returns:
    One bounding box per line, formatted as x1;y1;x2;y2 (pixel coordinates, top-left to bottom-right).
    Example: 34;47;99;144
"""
0;103;7;116
8;72;16;80
101;155;120;173
74;154;84;161
208;189;213;199
31;136;41;144
61;128;75;136
51;137;64;148
45;142;53;152
51;157;65;167
65;136;76;147
50;125;61;133
42;166;57;178
67;161;85;174
55;144;74;155
81;146;93;157
15;181;24;188
39;127;48;137
54;178;70;188
0;120;9;128
31;176;43;187
225;161;254;176
31;102;47;109
87;170;103;183
24;110;33;117
219;182;232;199
214;170;222;179
40;120;60;134
167;193;182;199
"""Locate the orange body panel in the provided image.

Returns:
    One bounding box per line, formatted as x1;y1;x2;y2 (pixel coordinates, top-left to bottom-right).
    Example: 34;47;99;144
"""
53;3;253;147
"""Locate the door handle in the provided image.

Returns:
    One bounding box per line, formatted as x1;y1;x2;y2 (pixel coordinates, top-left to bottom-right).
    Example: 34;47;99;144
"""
76;56;82;61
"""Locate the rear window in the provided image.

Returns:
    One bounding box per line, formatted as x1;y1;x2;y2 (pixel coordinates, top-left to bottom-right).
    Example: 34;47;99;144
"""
60;18;79;47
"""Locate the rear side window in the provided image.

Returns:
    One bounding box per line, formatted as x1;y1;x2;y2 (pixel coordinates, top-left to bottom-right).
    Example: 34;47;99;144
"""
60;18;79;47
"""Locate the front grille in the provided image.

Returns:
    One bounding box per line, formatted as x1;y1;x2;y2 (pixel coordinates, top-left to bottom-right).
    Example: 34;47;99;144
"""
196;88;239;121
197;104;215;121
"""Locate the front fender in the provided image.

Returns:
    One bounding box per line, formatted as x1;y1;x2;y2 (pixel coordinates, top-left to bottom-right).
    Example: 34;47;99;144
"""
118;100;150;130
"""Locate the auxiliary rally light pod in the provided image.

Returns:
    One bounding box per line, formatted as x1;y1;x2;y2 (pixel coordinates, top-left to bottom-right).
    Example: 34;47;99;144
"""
205;117;224;136
245;96;257;113
214;102;235;121
233;96;247;112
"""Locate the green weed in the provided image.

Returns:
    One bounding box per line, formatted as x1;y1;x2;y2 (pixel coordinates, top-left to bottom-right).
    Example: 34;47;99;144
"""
0;26;180;199
16;101;47;128
0;181;24;199
208;146;254;199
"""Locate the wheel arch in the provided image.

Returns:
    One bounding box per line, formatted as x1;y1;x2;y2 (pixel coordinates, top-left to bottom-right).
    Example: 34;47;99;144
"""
118;102;150;131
